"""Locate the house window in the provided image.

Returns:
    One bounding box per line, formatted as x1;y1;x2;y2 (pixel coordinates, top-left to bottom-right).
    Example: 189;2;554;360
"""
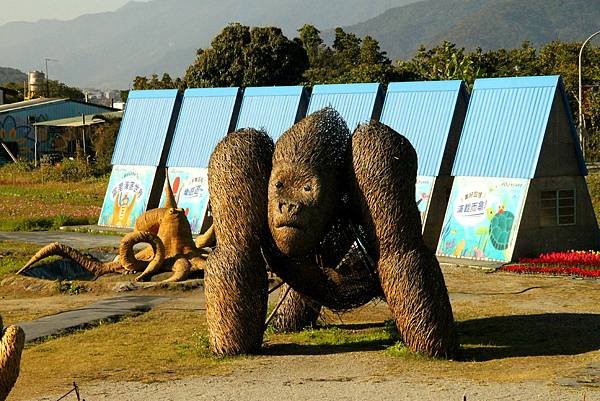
540;189;575;226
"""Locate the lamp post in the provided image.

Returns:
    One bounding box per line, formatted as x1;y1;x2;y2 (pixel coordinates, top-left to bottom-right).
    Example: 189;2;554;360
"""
578;30;600;158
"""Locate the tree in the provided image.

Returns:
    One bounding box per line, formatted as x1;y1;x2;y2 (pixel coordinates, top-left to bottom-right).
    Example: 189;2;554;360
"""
132;73;185;90
184;23;307;88
47;80;85;100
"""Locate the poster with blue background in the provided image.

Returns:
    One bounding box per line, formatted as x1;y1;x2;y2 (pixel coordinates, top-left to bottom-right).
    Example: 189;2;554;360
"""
98;165;156;228
436;177;529;262
416;176;435;226
159;167;209;234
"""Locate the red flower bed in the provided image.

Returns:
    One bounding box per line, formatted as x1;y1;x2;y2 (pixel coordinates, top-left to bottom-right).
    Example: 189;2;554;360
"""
501;251;600;278
519;250;600;266
502;264;600;278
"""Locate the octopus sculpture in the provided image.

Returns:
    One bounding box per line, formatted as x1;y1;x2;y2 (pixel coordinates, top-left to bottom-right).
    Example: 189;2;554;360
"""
0;314;24;401
18;181;215;283
205;108;458;358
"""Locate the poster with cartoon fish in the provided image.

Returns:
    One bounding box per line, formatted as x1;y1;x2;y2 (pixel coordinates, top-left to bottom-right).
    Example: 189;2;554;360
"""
436;177;529;262
98;165;157;228
416;176;435;227
159;167;209;234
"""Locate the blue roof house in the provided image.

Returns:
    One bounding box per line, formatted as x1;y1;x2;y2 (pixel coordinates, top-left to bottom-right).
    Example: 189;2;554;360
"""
98;89;182;228
380;80;469;249
0;98;115;163
436;76;599;262
161;87;241;234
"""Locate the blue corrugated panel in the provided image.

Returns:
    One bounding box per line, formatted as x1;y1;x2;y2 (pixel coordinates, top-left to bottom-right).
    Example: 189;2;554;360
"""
111;89;179;166
236;86;306;141
451;76;582;179
166;87;240;168
307;83;382;131
380;80;466;176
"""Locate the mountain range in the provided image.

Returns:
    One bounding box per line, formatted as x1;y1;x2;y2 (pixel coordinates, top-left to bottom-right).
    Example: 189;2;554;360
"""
0;0;598;89
340;0;600;59
0;0;415;89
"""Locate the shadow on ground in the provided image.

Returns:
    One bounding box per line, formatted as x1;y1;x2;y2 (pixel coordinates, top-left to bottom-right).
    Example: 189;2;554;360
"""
458;313;600;361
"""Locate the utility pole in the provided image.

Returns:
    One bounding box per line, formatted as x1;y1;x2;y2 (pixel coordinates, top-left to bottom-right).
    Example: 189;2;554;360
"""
44;58;58;97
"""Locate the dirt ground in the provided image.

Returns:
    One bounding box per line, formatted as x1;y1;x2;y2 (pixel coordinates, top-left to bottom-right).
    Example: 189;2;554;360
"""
4;265;600;401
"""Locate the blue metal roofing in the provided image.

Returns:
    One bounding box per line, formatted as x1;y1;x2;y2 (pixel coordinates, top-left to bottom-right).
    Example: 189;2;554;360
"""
166;87;240;168
236;86;306;141
307;83;382;131
380;80;466;176
451;76;585;178
111;89;179;166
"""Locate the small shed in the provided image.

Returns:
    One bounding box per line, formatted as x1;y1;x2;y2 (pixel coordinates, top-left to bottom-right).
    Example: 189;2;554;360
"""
161;87;241;233
98;89;181;228
379;80;468;249
307;83;383;131
436;76;599;262
236;86;308;141
0;98;115;163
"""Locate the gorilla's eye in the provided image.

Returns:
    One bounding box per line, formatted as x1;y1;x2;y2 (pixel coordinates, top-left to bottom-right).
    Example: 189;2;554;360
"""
303;184;312;192
275;181;283;189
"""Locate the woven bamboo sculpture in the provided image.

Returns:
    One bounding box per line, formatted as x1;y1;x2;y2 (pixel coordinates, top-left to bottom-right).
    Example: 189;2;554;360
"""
206;108;457;358
0;315;25;401
18;178;216;283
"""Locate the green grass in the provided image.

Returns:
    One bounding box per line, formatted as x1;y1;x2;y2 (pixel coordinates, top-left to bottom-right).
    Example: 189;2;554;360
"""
0;240;41;276
0;175;107;232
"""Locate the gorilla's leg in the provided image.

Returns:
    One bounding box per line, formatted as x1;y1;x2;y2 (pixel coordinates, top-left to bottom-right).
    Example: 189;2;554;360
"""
349;121;457;358
272;284;321;332
204;129;273;355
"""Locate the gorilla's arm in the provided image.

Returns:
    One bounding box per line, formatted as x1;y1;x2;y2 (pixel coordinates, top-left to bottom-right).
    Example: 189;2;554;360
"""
348;121;458;358
204;129;273;355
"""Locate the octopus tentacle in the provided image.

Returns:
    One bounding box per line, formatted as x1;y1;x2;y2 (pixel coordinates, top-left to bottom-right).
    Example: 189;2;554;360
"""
162;258;191;283
18;242;122;277
119;231;165;282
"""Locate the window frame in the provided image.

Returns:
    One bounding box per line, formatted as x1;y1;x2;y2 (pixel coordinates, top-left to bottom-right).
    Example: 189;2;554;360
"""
540;188;576;227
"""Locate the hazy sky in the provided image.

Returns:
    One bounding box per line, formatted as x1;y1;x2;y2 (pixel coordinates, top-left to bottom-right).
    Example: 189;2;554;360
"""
0;0;153;26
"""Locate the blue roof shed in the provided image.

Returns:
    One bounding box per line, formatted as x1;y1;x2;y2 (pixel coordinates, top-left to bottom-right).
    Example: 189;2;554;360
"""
0;98;116;161
236;86;308;141
307;83;383;131
166;87;240;168
380;80;468;177
111;89;180;166
437;75;598;263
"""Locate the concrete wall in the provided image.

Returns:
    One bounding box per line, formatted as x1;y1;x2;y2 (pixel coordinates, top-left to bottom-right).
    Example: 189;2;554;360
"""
534;90;581;177
513;176;600;259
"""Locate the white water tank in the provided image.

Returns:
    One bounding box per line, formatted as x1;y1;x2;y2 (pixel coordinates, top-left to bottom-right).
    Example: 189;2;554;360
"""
28;71;46;98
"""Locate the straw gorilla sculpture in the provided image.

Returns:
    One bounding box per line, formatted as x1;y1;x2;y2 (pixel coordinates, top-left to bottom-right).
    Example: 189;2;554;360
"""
205;108;457;358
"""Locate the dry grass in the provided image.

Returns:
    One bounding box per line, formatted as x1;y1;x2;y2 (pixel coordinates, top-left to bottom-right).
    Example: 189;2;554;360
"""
9;305;234;400
2;257;599;400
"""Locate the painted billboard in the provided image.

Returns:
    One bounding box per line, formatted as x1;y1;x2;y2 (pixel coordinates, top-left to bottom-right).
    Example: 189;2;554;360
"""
98;165;156;228
436;177;529;262
159;167;209;234
415;176;435;226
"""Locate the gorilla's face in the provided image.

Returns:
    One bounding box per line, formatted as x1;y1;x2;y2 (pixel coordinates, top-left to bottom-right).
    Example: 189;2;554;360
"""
268;162;336;257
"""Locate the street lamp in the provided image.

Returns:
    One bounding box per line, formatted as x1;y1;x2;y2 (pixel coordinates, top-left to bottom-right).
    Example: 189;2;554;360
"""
578;30;600;158
44;58;58;97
